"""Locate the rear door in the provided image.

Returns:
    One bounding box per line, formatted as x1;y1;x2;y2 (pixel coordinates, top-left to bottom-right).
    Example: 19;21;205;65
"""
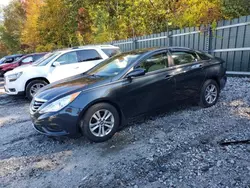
117;50;176;117
76;49;104;74
48;51;79;82
169;50;206;100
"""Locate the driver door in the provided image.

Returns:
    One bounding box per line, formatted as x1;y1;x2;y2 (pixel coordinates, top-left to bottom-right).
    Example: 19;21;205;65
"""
48;51;79;82
116;50;176;118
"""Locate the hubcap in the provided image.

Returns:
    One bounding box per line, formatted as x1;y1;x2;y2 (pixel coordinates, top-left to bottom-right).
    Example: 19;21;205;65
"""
205;84;218;104
30;83;45;96
89;109;115;137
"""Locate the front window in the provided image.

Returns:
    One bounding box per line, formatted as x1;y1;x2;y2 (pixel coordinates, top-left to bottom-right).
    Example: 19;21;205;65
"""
21;56;33;63
87;53;141;77
55;52;78;65
135;52;168;73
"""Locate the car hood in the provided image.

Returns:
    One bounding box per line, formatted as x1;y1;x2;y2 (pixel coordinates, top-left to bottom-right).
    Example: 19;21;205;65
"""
0;62;18;69
5;64;38;76
35;74;111;101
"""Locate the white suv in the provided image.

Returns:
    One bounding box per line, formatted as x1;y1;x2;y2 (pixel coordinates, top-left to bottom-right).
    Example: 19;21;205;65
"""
4;45;120;99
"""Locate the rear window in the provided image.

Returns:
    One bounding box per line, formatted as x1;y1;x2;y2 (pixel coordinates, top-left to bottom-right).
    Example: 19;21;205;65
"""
102;48;121;57
77;50;102;62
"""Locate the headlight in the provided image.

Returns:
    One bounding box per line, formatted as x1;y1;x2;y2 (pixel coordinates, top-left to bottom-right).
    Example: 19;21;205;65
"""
8;72;22;82
40;92;81;113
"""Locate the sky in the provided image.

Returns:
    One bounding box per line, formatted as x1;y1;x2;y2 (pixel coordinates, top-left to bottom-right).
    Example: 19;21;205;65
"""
0;0;12;6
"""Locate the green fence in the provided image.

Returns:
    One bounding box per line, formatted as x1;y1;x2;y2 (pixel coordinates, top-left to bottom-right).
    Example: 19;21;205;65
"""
108;15;250;73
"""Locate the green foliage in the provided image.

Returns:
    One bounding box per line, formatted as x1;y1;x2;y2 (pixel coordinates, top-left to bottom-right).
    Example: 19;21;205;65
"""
0;0;25;53
0;0;249;53
221;0;250;19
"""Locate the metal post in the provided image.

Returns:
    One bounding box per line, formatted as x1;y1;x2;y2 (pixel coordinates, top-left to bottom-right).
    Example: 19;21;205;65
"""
206;25;213;54
133;39;138;50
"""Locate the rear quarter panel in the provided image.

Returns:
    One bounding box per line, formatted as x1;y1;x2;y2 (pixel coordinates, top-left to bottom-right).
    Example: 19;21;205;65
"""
204;58;226;86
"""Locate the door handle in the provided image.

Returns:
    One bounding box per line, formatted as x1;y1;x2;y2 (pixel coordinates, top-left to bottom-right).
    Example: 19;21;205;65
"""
191;64;203;69
165;75;173;80
74;67;79;69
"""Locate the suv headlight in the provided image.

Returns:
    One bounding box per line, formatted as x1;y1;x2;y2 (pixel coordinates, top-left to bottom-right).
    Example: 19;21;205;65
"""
8;72;22;82
40;92;81;113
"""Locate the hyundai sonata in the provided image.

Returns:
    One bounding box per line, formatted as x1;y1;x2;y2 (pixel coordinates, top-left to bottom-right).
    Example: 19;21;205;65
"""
30;47;227;142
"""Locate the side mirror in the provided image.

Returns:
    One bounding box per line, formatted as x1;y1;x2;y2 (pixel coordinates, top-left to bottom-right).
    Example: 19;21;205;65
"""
126;68;146;78
52;61;61;67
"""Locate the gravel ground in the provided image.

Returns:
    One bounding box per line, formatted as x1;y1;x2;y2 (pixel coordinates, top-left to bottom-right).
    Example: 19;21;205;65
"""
0;77;250;188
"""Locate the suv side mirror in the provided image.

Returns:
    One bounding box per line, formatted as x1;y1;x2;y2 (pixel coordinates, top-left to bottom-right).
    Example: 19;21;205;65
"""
126;68;146;78
52;61;61;67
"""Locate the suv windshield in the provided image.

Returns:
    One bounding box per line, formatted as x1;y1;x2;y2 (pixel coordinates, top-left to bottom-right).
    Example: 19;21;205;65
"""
87;53;140;77
0;57;6;65
35;52;61;66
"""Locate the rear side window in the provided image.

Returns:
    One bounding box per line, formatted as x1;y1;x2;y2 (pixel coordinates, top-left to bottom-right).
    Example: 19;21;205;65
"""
171;51;197;66
102;48;121;57
56;52;78;65
77;50;102;62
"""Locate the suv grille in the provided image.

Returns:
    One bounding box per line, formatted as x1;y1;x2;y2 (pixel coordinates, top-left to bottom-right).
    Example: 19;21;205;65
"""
30;99;46;113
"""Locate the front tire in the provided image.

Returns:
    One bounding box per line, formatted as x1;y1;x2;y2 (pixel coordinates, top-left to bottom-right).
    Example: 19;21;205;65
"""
199;79;219;108
26;80;48;100
81;103;120;142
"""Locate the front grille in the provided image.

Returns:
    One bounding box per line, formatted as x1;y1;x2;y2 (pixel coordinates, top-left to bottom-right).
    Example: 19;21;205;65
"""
30;98;46;113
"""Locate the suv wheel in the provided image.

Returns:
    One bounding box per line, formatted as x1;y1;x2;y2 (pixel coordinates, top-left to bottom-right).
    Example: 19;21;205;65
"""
26;80;48;100
199;79;219;108
80;103;119;142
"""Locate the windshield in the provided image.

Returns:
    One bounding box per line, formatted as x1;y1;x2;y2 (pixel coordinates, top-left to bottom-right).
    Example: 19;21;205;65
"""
35;52;61;66
87;53;140;77
0;57;6;64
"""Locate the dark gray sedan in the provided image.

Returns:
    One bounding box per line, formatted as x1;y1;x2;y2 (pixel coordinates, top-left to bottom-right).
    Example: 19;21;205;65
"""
30;47;227;142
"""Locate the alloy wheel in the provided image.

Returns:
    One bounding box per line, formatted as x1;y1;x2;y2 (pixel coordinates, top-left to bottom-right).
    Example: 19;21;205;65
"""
205;84;218;104
89;109;115;137
30;83;45;97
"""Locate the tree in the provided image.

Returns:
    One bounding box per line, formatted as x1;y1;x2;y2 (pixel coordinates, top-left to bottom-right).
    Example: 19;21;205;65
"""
1;0;25;53
173;0;223;27
21;0;43;51
221;0;250;19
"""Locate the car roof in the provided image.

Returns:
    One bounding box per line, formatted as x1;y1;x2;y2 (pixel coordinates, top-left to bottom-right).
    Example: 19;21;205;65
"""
4;54;23;58
25;52;47;56
53;45;120;53
122;47;195;55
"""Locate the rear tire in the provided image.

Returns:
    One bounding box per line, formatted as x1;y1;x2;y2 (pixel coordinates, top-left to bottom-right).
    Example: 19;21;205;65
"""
26;80;48;100
80;103;120;142
199;79;219;108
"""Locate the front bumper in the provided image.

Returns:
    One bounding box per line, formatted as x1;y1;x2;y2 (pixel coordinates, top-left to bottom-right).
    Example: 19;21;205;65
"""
30;106;82;137
4;76;25;95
